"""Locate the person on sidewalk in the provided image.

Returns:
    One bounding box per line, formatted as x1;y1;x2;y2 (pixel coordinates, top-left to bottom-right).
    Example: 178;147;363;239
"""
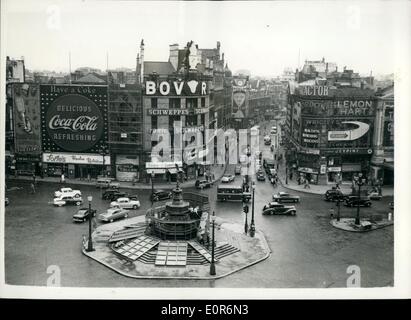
32;173;36;185
60;173;65;184
30;183;36;194
304;179;310;189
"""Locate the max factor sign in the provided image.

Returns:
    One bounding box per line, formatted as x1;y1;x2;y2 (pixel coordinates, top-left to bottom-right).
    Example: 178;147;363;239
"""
299;85;329;96
145;80;208;96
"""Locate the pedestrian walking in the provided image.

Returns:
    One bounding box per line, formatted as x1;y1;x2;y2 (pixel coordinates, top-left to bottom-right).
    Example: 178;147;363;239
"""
60;173;65;184
30;183;36;194
32;173;36;185
304;180;310;189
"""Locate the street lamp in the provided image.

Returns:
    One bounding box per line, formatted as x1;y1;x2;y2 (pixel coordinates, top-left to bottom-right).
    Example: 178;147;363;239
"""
86;195;94;252
249;182;256;237
99;145;109;177
354;173;367;225
243;204;249;234
336;195;343;222
210;211;216;276
285;166;288;185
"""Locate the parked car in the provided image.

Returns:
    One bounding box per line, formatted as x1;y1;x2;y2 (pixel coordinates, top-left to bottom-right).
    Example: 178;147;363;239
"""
95;178;120;189
151;190;173;202
368;191;382;200
344;196;372;207
324;189;348;202
111;192;139;202
256;171;265;181
221;174;235;183
72;207;97;223
110;197;140;210
262;202;296;216
53;195;83;207
264;135;271;145
98;207;129;223
272;191;300;203
102;188;121;200
54;187;81;198
196;180;213;190
235;165;242;175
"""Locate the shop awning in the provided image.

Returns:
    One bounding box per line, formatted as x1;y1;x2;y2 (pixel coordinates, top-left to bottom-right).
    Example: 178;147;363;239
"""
168;168;178;174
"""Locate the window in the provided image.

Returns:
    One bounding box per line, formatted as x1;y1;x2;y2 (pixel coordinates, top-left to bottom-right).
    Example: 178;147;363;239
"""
186;98;198;109
185;115;197;127
151;116;158;129
151;98;158;108
169;98;181;109
201;97;205;108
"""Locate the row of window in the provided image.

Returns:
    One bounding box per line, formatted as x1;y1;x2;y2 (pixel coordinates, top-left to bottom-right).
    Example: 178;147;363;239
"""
150;97;206;109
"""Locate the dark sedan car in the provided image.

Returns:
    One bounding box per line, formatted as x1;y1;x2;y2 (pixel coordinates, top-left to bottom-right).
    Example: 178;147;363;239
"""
72;208;97;223
272;192;300;203
324;189;348;202
256;172;265;181
344;196;372;207
196;180;213;189
102;188;121;200
262;202;296;216
150;190;173;202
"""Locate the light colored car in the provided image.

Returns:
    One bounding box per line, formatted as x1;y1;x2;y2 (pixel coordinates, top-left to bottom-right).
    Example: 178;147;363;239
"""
368;191;382;200
110;197;140;209
98;207;128;222
53;195;83;207
54;187;81;198
235;165;242;175
221;174;235;183
272;191;300;203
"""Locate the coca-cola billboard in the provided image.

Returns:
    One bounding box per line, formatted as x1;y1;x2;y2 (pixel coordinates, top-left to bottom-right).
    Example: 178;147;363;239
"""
41;85;108;153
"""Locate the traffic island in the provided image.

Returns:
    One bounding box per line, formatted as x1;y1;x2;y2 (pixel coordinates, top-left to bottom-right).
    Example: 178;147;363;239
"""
330;217;393;232
82;216;271;280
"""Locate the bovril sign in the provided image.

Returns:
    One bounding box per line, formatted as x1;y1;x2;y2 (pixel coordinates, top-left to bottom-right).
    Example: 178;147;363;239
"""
45;94;104;152
145;80;208;96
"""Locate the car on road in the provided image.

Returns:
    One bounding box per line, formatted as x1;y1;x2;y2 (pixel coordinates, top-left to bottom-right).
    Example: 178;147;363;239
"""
98;207;129;222
272;191;300;203
235;165;242;175
221;174;235;183
54;187;81;198
53;195;83;207
95;178;120;189
150;190;173;202
102;188;121;200
72;207;97;222
262;202;296;216
264;135;271;145
344;196;372;207
110;197;141;210
324;189;348;202
368;191;382;200
111;192;139;202
196;180;213;190
256;171;265;181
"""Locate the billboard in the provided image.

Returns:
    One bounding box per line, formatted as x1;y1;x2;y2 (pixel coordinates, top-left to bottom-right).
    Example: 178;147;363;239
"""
383;102;394;147
298;98;375;117
40;85;108;153
13;83;42;153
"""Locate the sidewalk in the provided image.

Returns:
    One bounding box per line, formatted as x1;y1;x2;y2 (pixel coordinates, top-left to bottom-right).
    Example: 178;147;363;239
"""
274;154;394;197
6;162;228;191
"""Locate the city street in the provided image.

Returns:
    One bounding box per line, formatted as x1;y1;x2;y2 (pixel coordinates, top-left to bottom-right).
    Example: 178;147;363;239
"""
5;129;394;288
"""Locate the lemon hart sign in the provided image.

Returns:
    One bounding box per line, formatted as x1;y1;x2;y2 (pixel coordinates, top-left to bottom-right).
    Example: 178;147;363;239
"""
40;85;108;153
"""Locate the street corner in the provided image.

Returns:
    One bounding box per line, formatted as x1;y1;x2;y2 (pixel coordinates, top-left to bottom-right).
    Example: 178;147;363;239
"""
330;217;394;232
82;216;271;280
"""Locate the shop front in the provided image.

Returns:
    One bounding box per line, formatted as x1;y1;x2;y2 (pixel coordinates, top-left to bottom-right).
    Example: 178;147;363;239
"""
145;161;183;183
115;155;139;182
15;154;42;176
42;152;110;179
297;167;319;184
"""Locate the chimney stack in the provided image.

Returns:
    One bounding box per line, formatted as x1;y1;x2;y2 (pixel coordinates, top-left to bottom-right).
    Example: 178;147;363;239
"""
169;43;179;71
140;39;145;83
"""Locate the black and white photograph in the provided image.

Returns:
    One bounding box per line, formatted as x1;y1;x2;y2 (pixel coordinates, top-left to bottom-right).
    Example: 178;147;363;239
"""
1;0;410;300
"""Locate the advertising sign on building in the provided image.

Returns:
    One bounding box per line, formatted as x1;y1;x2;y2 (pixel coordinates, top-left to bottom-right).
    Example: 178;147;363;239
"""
43;152;111;165
40;85;108;153
299;99;374;117
13;83;42;153
383;102;394;147
232;91;247;118
145;80;208;96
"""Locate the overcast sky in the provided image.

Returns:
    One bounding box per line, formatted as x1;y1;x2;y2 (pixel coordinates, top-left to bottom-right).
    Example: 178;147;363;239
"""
3;0;410;77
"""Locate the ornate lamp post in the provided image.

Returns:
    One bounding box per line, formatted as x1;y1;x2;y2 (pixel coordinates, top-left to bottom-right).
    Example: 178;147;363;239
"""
249;182;256;237
210;211;216;276
243;204;249;234
354;173;367;225
86;195;94;252
285;166;288;185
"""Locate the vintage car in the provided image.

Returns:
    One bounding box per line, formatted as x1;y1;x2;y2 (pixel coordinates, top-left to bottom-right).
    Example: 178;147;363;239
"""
368;190;382;200
344;196;372;207
111;192;139;202
272;191;300;203
53;195;83;207
221;174;235;183
151;190;173;202
196;180;213;190
235;165;242;175
102;188;121;200
256;171;266;181
110;197;140;210
264;135;271;145
98;207;129;223
262;202;296;216
54;187;81;198
72;207;97;223
95;177;120;189
324;189;348;202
